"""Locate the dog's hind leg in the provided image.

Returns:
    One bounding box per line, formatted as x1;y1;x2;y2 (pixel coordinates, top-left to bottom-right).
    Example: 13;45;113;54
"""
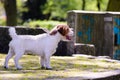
4;47;15;69
14;50;24;70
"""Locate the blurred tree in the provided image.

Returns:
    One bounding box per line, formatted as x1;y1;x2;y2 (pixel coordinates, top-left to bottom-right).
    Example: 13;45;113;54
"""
4;0;17;26
1;0;109;25
22;0;47;22
97;0;100;11
43;0;82;21
107;0;120;11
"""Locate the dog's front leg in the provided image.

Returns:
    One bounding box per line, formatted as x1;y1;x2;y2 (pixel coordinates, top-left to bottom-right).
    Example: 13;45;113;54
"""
44;52;52;70
45;56;52;70
40;56;46;69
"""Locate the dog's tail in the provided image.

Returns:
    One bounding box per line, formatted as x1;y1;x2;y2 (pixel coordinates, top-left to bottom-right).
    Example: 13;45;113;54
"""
9;27;17;39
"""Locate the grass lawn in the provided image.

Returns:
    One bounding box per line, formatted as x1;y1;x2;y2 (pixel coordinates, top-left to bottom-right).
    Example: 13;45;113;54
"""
0;54;120;80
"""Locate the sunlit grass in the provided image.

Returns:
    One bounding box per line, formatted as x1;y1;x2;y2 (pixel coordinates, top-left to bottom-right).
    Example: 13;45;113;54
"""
23;20;66;30
0;54;120;80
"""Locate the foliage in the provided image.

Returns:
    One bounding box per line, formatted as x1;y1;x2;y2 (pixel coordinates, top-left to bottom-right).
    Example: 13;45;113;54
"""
17;0;27;24
16;0;109;21
23;20;66;30
85;0;109;11
0;0;109;26
1;54;120;79
100;0;109;11
85;0;98;11
0;3;5;25
43;0;82;20
43;0;109;20
0;18;5;25
107;0;120;11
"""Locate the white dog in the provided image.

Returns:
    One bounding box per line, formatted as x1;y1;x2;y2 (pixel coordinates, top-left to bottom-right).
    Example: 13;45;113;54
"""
4;24;73;70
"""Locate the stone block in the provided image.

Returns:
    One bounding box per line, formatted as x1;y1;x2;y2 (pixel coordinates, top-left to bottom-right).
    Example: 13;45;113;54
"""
54;41;74;56
74;43;95;56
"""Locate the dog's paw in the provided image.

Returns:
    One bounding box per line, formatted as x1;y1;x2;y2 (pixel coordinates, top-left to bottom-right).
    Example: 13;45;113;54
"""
17;67;23;70
46;67;53;70
41;66;53;70
16;66;23;70
4;66;8;69
17;68;22;70
41;66;46;70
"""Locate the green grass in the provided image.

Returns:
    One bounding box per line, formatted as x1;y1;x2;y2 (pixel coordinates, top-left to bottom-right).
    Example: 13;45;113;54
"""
0;54;120;80
23;20;66;30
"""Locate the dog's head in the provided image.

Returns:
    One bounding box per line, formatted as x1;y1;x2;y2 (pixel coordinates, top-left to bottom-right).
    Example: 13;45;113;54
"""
50;24;74;41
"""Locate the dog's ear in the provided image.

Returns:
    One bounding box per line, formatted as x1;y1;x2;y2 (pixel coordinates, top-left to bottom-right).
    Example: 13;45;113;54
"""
49;30;58;35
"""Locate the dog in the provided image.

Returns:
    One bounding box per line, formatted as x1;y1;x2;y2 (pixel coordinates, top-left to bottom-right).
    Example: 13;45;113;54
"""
4;24;73;70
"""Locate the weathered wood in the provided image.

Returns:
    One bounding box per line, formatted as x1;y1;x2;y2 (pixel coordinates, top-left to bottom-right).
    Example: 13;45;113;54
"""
67;11;120;57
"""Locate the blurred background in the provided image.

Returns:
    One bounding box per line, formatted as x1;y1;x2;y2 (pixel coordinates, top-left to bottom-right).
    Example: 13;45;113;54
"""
0;0;118;30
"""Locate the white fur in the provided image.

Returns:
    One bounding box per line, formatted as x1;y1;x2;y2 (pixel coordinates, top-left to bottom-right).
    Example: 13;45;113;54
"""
4;26;73;69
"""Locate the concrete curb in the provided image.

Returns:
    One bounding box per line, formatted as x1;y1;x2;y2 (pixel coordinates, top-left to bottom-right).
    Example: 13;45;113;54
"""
82;70;120;80
51;70;120;80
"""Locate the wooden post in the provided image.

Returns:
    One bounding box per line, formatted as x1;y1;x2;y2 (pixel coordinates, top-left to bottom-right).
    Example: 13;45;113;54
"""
103;14;113;57
112;13;120;59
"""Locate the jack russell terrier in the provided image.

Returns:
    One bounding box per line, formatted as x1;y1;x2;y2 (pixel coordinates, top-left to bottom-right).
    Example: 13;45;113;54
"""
4;24;74;70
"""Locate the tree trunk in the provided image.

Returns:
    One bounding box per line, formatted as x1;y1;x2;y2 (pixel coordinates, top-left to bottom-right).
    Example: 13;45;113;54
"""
82;0;85;10
97;0;101;11
4;0;17;26
107;0;120;11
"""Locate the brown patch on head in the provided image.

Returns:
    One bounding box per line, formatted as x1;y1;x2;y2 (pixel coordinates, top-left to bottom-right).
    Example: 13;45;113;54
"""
57;24;69;36
49;30;57;35
49;24;69;36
